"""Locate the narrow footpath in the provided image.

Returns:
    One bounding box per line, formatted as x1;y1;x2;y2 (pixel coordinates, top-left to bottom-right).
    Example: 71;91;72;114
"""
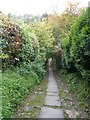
13;59;88;118
39;59;64;118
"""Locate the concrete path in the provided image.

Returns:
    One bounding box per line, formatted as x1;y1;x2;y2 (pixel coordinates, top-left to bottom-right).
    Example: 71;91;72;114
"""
39;59;64;118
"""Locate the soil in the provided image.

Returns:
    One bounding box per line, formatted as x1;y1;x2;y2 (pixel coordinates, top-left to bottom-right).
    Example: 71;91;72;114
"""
52;64;88;118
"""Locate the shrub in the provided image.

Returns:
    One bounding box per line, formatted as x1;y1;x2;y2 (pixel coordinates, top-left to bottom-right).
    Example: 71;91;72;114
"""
61;8;90;81
2;68;39;118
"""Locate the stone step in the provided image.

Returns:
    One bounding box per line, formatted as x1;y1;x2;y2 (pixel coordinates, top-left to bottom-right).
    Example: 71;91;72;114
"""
39;107;64;118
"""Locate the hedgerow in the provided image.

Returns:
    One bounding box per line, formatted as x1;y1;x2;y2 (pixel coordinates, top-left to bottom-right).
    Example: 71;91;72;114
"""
0;12;55;118
61;8;90;81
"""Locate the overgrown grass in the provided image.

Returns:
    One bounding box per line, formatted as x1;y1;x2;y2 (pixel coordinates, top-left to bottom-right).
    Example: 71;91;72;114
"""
59;69;89;113
2;68;41;118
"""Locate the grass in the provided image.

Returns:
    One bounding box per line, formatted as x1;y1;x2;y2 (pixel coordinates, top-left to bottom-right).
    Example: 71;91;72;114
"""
13;71;48;118
59;69;89;113
2;68;40;118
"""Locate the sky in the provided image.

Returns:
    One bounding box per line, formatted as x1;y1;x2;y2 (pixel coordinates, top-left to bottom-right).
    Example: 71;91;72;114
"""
0;0;89;15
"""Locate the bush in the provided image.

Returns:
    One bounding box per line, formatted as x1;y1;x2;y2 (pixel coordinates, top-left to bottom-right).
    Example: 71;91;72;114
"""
0;12;23;68
1;12;55;118
2;68;39;118
61;8;90;81
31;60;46;79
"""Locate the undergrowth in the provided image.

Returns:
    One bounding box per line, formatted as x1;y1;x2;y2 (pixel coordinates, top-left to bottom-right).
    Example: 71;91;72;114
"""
2;68;40;118
59;69;89;113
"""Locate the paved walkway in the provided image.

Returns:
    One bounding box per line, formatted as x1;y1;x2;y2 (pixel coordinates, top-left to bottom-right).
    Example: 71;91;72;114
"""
39;59;64;118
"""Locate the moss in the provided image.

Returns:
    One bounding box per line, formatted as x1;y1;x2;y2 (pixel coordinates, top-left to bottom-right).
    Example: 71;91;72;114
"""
20;108;40;118
44;105;64;109
13;76;48;118
59;69;89;115
59;91;68;99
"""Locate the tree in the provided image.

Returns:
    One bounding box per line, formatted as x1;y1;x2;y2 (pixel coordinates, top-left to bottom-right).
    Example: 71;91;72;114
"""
47;2;80;45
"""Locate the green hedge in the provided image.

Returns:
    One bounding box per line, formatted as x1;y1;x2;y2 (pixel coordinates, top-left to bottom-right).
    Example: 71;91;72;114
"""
61;8;90;81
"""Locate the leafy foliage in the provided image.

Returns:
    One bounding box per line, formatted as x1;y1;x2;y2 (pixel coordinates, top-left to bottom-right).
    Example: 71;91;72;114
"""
47;3;80;44
61;8;90;81
0;12;22;67
60;69;89;112
2;68;39;117
1;11;55;118
1;3;90;118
